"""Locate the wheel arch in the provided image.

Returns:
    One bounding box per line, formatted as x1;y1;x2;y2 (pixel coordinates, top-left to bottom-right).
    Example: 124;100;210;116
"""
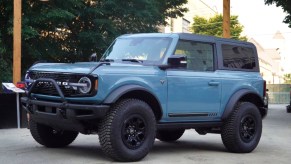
103;85;163;120
222;89;266;120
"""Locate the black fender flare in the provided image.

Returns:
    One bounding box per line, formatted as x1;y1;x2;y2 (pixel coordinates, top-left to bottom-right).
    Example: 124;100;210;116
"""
221;89;264;120
103;85;163;120
103;84;159;105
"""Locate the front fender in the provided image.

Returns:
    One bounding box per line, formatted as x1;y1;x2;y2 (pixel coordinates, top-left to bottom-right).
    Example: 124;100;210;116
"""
103;85;151;104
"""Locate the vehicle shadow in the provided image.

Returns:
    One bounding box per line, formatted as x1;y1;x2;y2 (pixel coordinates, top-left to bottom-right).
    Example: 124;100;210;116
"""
25;136;226;162
3;139;111;163
38;144;111;162
152;140;226;154
31;140;225;162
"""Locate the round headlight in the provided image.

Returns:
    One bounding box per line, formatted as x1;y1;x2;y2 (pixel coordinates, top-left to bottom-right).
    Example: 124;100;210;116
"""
78;77;92;94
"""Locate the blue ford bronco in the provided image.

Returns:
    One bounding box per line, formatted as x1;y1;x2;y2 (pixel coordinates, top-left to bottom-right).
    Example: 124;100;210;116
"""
21;33;267;162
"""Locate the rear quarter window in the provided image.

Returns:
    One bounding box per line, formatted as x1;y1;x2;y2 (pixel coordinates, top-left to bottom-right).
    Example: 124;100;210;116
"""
221;44;256;70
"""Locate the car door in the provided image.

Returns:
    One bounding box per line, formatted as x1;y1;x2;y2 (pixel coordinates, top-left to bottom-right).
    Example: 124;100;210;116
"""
166;40;221;122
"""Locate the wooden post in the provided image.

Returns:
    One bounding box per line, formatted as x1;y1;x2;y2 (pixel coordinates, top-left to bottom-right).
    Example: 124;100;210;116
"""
13;0;22;85
223;0;231;38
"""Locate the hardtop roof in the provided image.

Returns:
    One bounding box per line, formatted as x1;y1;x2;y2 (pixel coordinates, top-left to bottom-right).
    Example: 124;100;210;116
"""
119;33;254;47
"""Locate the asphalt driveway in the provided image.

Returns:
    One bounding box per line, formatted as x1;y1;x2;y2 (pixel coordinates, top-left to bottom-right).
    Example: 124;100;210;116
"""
0;104;291;164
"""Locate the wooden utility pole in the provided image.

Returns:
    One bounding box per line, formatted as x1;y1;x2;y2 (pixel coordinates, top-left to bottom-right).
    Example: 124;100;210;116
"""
13;0;22;84
223;0;231;38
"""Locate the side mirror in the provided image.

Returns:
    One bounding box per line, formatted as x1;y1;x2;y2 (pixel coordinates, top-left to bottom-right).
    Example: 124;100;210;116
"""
158;55;187;70
168;55;187;67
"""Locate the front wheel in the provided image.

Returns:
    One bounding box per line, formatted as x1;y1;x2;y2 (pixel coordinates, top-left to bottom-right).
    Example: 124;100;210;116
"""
221;102;262;153
98;99;156;162
29;119;78;148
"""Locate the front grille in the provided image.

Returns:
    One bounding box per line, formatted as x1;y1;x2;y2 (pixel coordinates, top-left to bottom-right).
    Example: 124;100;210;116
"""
30;72;80;81
28;71;94;97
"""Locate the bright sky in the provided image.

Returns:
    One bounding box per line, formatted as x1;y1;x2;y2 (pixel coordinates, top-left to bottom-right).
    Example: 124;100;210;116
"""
203;0;291;37
204;0;291;72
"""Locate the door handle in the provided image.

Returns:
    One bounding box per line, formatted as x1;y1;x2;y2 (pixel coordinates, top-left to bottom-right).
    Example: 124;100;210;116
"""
208;81;220;86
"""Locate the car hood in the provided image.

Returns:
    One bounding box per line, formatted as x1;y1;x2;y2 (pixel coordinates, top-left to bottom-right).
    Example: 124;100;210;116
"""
29;62;103;74
28;62;146;74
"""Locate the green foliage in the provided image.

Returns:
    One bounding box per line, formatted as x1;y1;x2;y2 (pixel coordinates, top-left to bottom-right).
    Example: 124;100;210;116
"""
0;58;12;83
191;14;247;41
284;74;291;84
0;30;12;84
0;0;187;84
0;0;13;84
265;0;291;27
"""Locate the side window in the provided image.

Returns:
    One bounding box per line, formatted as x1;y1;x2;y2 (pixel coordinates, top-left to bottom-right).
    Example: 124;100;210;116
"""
221;44;256;69
175;40;214;71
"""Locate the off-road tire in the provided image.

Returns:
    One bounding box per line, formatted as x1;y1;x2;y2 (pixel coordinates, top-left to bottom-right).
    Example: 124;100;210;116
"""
156;129;185;142
221;102;262;153
29;118;78;148
98;99;156;162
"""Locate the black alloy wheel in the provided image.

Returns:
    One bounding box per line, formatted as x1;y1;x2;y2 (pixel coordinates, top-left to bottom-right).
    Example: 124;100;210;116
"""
122;115;146;149
240;115;256;143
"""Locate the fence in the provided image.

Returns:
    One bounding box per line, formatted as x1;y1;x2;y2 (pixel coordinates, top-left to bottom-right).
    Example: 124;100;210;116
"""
267;84;290;104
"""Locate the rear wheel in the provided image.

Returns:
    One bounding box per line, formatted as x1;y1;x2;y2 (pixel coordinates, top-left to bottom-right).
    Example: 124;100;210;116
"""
156;129;185;142
221;102;262;153
287;105;291;113
29;119;78;148
99;99;156;162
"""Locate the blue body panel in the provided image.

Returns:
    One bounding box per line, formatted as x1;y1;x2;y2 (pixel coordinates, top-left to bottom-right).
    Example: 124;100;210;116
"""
29;64;263;122
166;70;221;122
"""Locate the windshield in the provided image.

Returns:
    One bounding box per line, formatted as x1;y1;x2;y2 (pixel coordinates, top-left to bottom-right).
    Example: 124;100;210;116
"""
101;37;172;63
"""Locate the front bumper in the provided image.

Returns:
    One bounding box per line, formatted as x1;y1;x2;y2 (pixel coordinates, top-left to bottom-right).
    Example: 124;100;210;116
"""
21;78;109;133
21;97;109;120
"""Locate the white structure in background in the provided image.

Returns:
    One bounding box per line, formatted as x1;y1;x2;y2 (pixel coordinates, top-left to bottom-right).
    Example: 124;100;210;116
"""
249;38;275;84
160;0;217;33
249;31;286;84
159;0;288;85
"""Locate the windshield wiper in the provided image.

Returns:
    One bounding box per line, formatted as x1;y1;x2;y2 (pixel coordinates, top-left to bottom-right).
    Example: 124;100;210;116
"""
122;59;143;63
99;59;114;62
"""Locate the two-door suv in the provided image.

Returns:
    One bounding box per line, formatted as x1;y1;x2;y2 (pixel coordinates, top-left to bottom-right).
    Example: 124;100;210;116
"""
21;33;267;162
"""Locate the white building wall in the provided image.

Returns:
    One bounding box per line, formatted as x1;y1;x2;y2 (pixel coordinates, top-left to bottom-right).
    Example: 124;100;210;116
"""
162;0;217;33
252;31;288;83
249;38;284;84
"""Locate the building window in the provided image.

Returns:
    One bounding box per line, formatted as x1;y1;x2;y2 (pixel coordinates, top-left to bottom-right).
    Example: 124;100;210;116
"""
182;18;190;33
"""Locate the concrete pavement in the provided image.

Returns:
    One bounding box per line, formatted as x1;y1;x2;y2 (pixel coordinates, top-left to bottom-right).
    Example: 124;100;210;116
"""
0;104;291;164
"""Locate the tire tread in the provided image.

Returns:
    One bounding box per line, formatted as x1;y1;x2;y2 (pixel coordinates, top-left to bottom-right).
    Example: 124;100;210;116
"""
221;102;262;153
98;99;156;161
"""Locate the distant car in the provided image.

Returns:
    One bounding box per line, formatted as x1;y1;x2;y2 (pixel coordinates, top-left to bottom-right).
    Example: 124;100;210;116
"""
287;86;291;113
